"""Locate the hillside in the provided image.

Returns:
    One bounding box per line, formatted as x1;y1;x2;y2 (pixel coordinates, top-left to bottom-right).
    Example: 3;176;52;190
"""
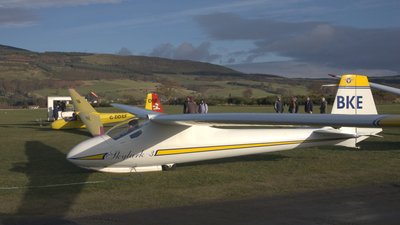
0;45;241;81
1;44;398;108
0;44;310;107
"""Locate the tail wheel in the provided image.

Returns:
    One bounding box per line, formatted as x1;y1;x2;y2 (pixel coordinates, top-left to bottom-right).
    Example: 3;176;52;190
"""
162;164;176;171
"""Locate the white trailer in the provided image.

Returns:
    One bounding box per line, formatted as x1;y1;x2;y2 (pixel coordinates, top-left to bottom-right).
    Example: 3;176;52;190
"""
47;96;74;121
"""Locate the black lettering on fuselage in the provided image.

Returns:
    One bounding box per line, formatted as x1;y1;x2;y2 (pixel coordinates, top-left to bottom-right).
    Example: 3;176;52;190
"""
109;114;128;120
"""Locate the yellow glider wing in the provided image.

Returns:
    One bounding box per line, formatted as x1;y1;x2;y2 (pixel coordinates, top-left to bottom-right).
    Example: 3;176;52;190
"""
69;89;104;136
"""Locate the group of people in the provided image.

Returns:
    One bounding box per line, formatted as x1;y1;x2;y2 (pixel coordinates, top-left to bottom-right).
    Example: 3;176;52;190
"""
183;96;208;114
274;96;327;114
182;96;328;114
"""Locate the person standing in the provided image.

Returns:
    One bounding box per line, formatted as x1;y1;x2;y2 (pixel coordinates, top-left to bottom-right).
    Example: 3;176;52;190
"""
53;103;60;120
288;97;298;113
185;97;198;114
320;97;328;114
198;99;208;114
274;96;284;113
183;96;190;114
304;97;313;114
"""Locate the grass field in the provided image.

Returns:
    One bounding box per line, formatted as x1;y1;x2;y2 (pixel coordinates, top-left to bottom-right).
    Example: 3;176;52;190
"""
32;79;160;99
30;75;310;101
0;105;399;221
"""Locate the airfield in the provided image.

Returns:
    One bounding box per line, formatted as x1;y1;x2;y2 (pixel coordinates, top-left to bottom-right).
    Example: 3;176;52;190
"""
1;105;400;224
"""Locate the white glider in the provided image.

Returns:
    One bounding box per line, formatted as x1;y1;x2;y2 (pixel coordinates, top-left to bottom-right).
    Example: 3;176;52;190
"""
67;74;400;173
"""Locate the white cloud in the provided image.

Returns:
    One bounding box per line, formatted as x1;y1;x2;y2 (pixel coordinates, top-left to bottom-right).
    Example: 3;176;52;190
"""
116;47;132;56
230;61;399;78
65;0;297;33
150;42;221;62
0;0;121;27
0;0;121;9
196;12;400;72
0;8;38;26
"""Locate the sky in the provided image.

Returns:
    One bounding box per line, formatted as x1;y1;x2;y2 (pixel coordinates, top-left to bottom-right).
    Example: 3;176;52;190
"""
1;0;399;77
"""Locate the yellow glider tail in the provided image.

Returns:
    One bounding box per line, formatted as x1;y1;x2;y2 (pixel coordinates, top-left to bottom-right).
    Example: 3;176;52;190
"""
145;92;163;113
69;89;104;136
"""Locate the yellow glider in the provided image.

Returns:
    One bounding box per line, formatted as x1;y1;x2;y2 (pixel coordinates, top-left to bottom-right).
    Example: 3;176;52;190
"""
52;90;164;136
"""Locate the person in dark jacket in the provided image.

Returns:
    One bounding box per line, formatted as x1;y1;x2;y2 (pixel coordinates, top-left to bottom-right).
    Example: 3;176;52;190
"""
304;97;313;114
53;103;60;120
185;97;198;114
320;97;328;114
288;96;298;113
274;96;284;113
183;96;189;114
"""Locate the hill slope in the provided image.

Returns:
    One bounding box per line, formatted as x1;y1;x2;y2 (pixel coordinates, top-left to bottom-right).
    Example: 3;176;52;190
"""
0;45;241;80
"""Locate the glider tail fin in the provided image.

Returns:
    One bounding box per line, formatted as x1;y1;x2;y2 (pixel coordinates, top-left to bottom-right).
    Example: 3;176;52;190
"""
145;92;163;113
331;74;378;115
331;74;381;146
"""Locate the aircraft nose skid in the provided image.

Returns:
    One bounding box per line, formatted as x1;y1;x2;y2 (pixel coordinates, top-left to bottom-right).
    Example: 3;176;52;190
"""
67;135;109;163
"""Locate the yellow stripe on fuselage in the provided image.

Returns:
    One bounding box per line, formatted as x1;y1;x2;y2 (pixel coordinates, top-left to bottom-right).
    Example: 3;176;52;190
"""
155;138;347;156
73;153;107;160
156;141;301;156
339;74;369;87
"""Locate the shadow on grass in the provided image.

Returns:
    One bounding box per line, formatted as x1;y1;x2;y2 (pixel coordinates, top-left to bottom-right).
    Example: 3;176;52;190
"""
358;140;400;151
75;183;400;225
42;126;93;137
2;141;91;224
0;122;92;137
325;140;400;152
0;123;46;128
179;153;288;168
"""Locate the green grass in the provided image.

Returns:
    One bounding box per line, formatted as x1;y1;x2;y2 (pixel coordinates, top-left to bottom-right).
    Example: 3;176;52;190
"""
166;75;309;98
30;75;311;100
0;105;399;219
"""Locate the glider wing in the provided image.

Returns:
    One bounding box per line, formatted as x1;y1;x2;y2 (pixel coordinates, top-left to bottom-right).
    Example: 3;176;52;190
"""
69;89;104;136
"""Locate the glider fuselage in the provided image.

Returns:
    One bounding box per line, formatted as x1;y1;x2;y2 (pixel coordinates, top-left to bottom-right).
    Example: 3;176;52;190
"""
67;121;351;173
51;112;134;129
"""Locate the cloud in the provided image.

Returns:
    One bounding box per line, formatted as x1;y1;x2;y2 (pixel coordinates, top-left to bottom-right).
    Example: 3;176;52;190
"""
254;25;400;71
0;0;120;9
195;12;400;72
230;61;399;78
65;0;286;34
0;8;38;26
195;12;320;41
150;43;174;58
150;42;221;62
0;0;120;27
116;47;132;56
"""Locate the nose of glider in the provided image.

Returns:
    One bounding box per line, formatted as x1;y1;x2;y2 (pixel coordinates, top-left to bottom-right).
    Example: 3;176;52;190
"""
67;135;109;162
